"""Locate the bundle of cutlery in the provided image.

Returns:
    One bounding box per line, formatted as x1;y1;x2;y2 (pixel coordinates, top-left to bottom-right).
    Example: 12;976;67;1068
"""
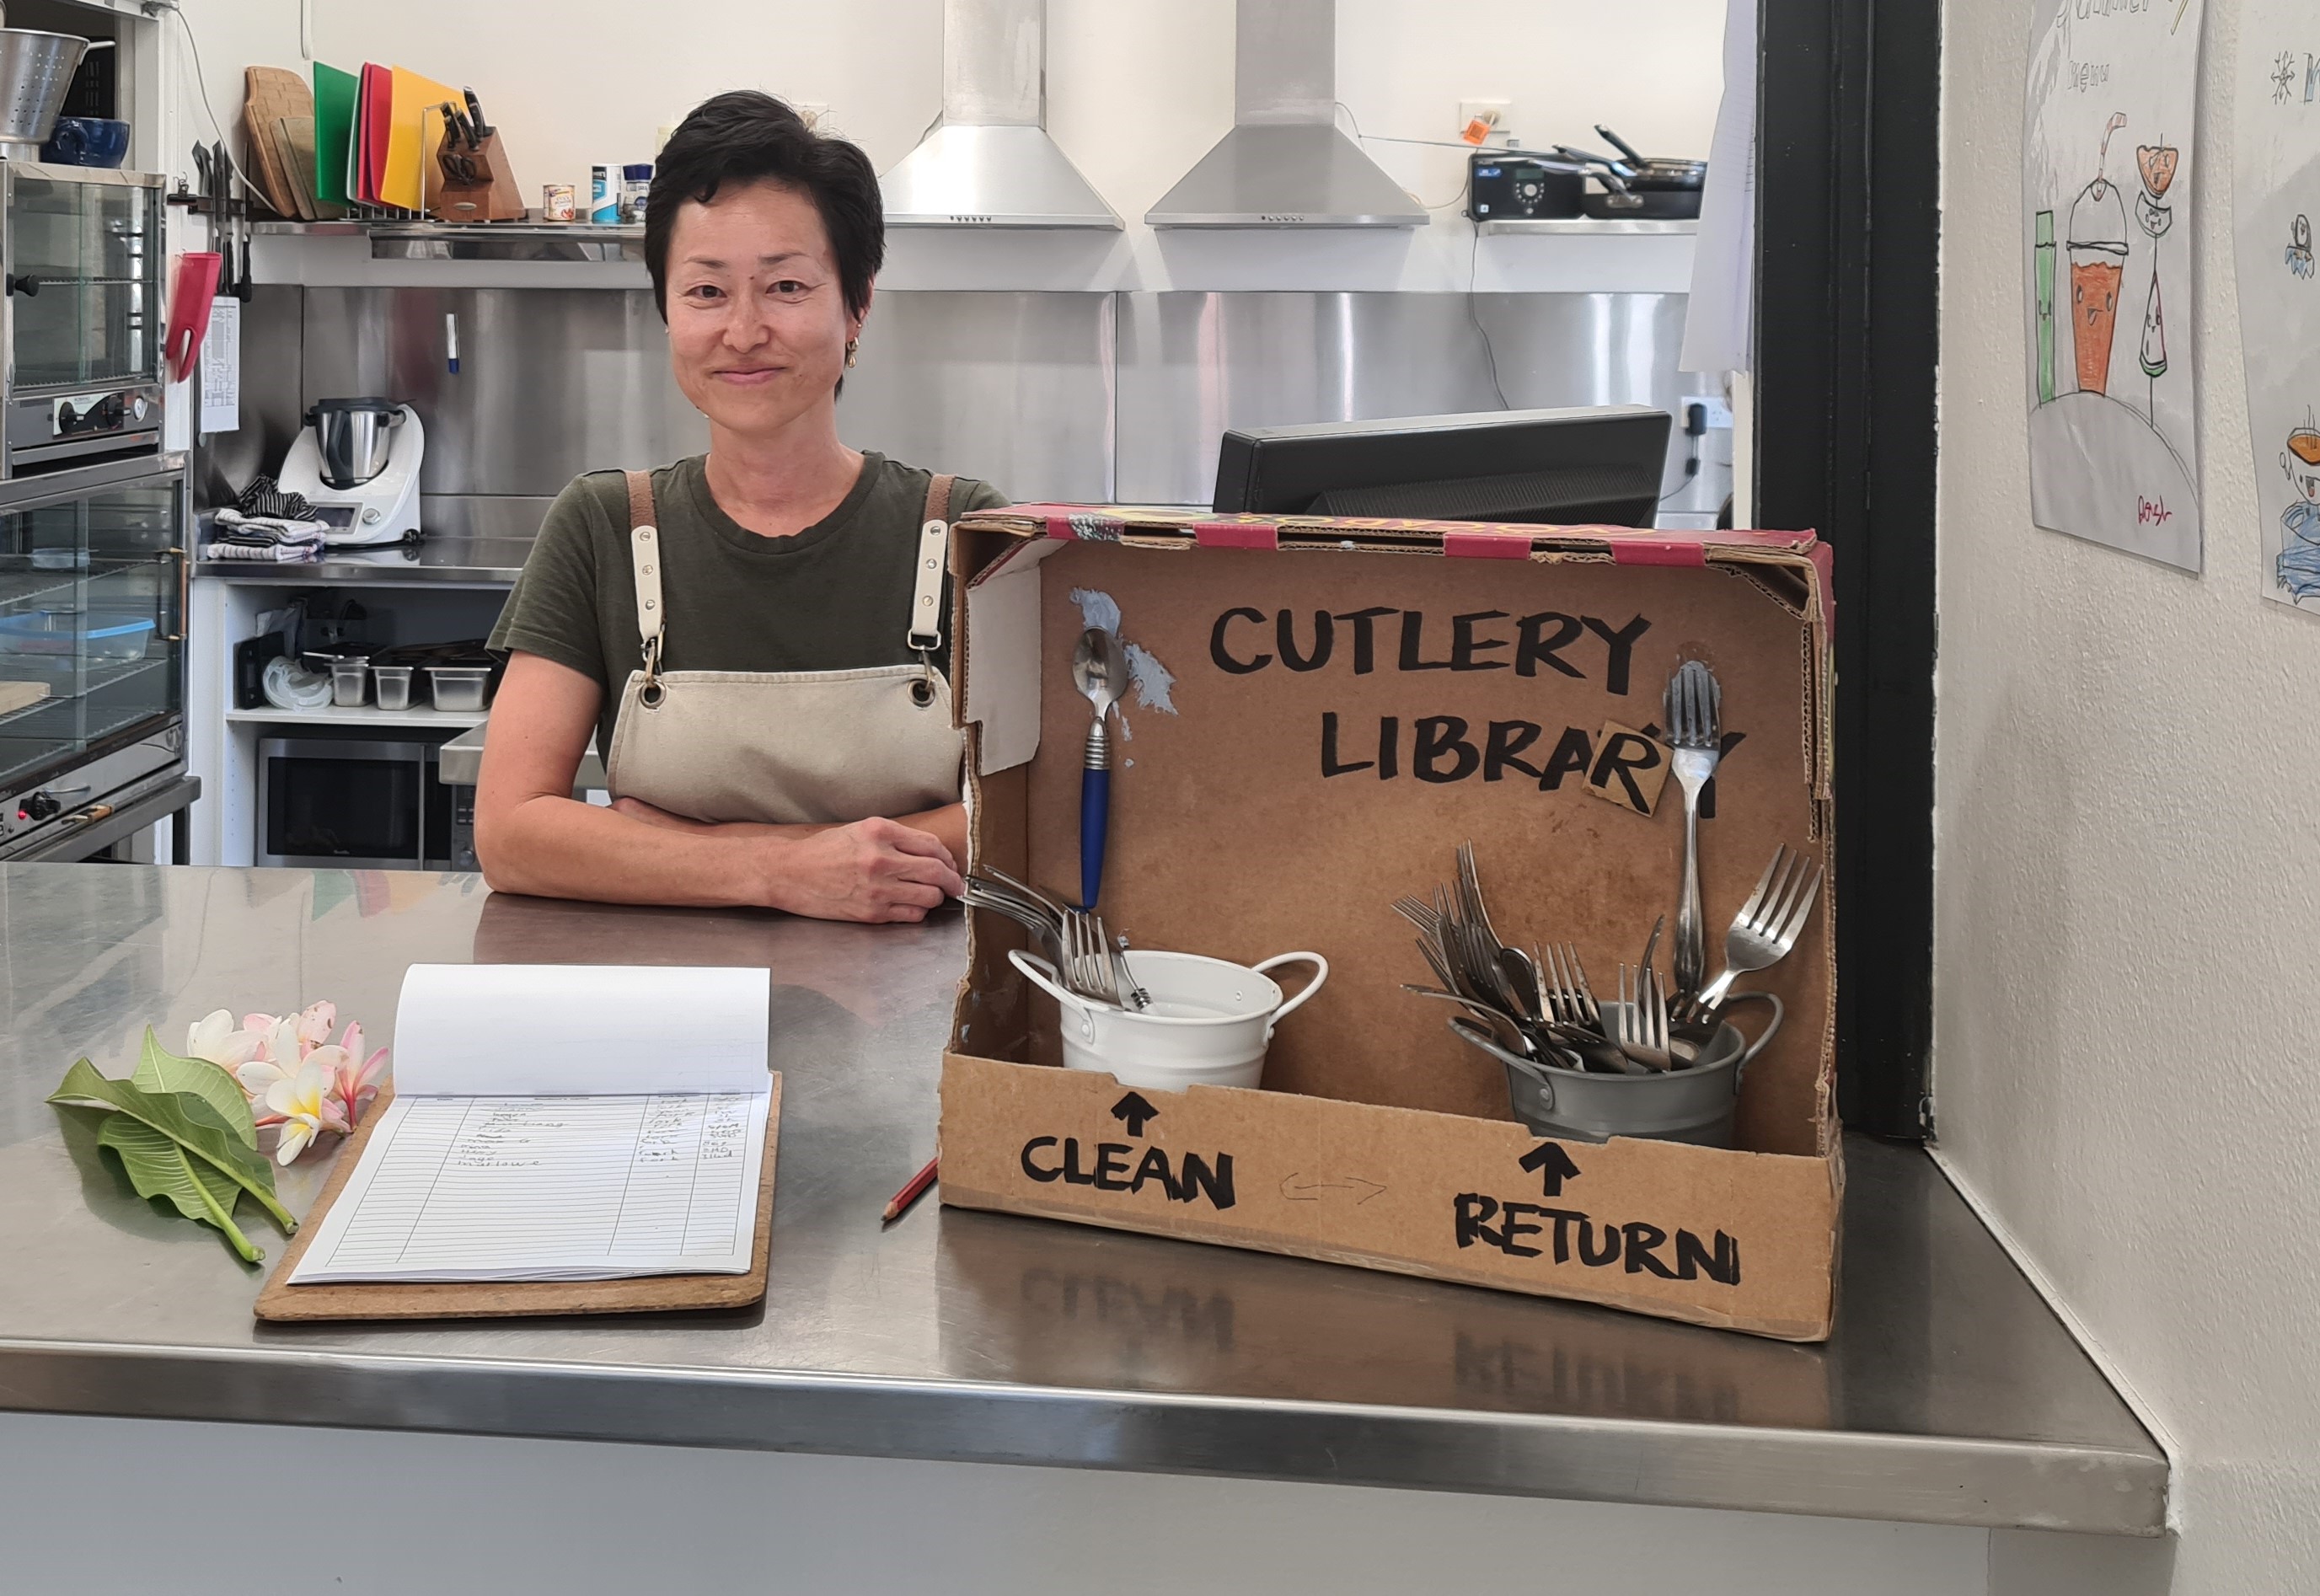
1396;653;1824;1112
965;866;1149;1011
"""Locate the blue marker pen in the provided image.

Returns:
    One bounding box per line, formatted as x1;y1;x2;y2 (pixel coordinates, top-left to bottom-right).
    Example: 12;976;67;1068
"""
445;312;459;375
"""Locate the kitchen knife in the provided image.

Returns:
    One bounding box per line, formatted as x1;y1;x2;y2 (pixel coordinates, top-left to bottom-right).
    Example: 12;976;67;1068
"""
463;88;490;142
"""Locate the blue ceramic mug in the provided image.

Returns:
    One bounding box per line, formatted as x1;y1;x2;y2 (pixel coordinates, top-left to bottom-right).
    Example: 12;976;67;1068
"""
40;118;131;169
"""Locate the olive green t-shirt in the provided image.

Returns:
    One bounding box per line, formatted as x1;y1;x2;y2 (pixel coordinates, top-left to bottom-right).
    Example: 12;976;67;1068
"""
489;453;1005;763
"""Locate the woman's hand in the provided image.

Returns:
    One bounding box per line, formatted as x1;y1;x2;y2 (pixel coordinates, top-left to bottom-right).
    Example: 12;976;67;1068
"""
763;817;964;923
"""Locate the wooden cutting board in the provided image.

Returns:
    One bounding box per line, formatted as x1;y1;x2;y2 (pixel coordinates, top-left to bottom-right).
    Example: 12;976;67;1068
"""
253;1075;785;1322
242;67;310;219
0;680;51;718
278;115;336;222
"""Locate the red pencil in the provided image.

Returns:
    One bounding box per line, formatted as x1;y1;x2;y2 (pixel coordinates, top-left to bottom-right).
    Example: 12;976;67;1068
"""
882;1154;940;1223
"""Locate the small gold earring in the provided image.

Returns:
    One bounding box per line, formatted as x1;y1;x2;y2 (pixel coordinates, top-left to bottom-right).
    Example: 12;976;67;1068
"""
844;337;859;368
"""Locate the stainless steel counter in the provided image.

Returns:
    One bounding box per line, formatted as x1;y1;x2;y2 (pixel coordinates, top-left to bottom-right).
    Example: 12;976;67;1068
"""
0;865;2166;1534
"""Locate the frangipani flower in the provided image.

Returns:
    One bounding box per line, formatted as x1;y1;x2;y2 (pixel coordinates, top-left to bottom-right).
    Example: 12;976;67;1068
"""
264;1059;348;1165
184;1010;266;1071
331;1022;389;1127
293;1000;337;1048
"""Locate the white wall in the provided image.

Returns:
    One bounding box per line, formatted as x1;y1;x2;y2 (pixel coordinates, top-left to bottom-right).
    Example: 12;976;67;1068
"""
1936;0;2319;1591
172;0;1724;292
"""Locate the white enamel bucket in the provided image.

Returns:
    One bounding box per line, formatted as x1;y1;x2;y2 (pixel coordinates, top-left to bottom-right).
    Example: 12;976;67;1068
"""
1008;947;1328;1092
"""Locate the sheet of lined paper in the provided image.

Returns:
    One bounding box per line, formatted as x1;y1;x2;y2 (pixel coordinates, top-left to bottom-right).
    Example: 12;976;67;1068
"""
289;1090;769;1283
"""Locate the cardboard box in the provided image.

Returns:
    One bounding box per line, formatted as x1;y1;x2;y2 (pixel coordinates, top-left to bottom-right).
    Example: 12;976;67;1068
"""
938;506;1839;1341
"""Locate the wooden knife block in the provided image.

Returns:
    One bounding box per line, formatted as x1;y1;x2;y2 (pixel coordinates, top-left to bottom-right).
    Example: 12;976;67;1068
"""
429;132;526;223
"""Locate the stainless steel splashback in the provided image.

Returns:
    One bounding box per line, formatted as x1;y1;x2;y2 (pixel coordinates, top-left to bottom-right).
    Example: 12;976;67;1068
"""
1117;292;1720;511
221;286;1721;522
290;288;1117;505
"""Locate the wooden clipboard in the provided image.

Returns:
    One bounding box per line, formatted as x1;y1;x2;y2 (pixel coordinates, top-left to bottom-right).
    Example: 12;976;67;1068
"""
254;1074;782;1322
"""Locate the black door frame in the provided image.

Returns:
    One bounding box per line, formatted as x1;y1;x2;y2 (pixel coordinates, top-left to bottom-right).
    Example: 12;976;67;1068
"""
1755;0;1942;1139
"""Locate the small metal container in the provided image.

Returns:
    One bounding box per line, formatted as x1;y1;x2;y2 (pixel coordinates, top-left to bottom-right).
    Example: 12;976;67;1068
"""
542;182;576;222
330;661;368;708
370;665;414;711
427;665;492;712
1455;993;1783;1148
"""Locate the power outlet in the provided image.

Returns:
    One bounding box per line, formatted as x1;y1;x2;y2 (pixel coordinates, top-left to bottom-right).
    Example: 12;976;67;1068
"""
1682;394;1735;429
1458;99;1512;147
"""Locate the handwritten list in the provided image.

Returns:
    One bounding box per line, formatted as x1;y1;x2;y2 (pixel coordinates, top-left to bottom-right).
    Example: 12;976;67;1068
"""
292;1093;767;1282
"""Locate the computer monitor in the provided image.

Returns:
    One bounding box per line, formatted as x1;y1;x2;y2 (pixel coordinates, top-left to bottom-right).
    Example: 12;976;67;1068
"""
1210;404;1673;527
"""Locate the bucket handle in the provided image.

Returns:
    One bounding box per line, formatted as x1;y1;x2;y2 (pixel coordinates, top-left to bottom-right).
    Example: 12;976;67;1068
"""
1445;1016;1558;1110
1007;949;1099;1045
1720;990;1784;1093
1251;951;1328;1038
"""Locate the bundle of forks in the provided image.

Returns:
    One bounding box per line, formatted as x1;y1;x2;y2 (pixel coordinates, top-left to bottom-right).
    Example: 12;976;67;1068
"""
964;866;1151;1010
1396;840;1821;1076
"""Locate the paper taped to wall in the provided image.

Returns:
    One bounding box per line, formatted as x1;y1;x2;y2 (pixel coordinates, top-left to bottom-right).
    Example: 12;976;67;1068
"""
2021;0;2206;570
2235;2;2320;612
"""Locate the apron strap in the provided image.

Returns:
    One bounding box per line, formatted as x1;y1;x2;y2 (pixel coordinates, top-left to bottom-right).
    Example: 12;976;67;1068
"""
907;473;956;655
624;469;666;693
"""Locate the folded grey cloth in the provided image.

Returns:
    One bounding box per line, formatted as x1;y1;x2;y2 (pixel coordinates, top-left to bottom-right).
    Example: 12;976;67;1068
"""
201;538;324;562
212;506;328;547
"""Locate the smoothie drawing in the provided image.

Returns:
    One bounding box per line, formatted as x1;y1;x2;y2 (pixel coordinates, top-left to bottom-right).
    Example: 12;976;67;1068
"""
2135;141;2178;415
2067;113;2131;398
2276;415;2320;599
2289;214;2314;279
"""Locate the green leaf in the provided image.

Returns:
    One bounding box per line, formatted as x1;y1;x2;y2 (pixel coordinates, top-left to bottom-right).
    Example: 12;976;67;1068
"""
131;1028;257;1149
95;1114;263;1262
49;1058;295;1234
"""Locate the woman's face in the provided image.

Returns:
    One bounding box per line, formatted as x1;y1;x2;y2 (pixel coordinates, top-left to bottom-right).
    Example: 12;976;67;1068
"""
664;179;864;440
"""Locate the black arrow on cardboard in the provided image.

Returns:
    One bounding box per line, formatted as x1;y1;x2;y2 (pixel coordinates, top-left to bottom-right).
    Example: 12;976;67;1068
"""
1519;1140;1581;1197
1111;1091;1159;1138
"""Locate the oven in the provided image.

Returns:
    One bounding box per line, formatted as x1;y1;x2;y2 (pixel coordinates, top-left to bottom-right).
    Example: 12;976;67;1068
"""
0;456;191;861
2;164;167;476
257;734;458;870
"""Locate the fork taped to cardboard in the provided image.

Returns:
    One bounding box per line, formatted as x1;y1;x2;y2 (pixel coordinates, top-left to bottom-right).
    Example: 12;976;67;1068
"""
936;508;1838;1341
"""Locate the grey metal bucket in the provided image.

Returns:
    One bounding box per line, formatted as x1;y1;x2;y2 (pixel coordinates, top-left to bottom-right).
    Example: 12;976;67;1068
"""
1454;993;1784;1148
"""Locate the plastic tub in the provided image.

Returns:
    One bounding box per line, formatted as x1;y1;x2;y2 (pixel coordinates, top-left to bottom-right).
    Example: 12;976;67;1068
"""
427;665;492;711
1010;947;1327;1092
0;610;154;661
371;665;414;711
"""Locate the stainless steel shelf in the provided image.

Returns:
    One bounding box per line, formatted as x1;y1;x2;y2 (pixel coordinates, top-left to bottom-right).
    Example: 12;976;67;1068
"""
195;533;534;587
1476;217;1700;237
250;219;644;262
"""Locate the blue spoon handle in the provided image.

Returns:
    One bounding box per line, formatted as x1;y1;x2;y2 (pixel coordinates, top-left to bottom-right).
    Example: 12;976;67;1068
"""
1080;766;1111;909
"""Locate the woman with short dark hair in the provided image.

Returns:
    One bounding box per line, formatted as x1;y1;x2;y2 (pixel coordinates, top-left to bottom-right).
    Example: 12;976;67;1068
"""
478;92;1004;919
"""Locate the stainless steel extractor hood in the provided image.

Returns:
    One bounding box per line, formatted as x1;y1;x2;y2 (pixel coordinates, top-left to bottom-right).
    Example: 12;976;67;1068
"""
1146;0;1425;229
880;0;1120;229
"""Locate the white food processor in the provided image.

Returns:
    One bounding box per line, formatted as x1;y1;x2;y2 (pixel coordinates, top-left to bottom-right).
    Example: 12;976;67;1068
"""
277;398;426;546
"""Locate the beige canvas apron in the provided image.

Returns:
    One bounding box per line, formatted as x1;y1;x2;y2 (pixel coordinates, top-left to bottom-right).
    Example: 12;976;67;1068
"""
603;469;965;826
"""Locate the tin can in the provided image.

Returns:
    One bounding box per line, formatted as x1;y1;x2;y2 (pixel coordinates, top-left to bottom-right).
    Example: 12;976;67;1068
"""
588;163;620;226
620;163;653;224
542;183;577;222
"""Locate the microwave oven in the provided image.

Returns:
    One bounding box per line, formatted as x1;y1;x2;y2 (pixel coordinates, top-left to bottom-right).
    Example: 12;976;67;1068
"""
256;733;456;870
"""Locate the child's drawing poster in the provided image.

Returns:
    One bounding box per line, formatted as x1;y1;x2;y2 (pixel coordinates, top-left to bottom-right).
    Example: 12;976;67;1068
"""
2235;1;2320;612
2023;0;2205;570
